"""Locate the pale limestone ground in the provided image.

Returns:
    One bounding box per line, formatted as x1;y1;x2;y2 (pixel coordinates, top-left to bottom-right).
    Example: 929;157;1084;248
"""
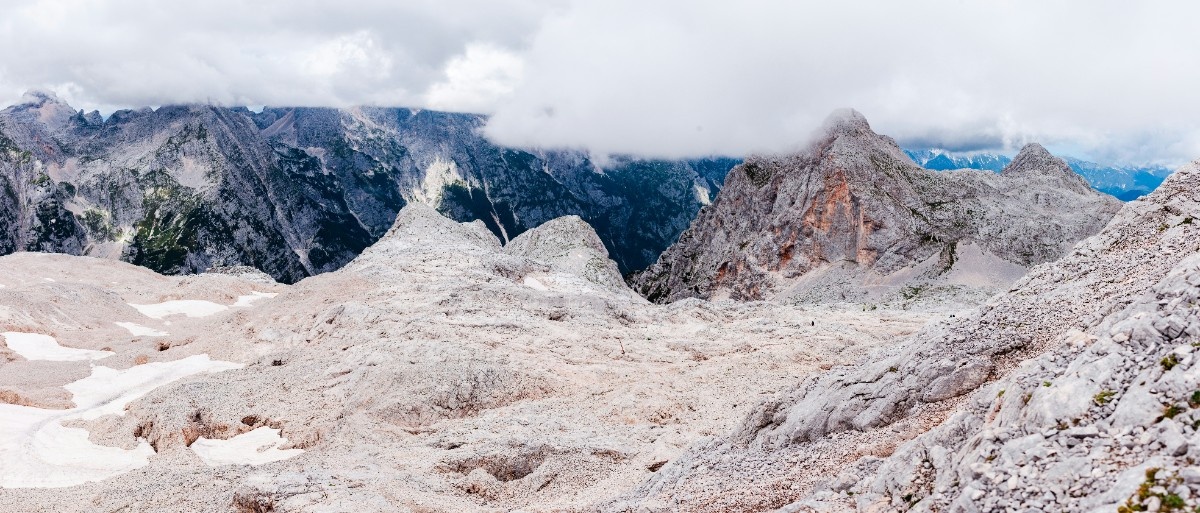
0;205;938;512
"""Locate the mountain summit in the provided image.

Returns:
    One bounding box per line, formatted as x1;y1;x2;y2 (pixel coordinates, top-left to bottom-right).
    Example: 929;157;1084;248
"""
1002;143;1074;177
907;146;1174;201
633;110;1123;304
818;108;873;135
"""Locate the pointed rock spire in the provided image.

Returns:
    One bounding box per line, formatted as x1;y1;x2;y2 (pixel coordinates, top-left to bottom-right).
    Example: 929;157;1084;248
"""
819;108;873;137
1002;143;1073;176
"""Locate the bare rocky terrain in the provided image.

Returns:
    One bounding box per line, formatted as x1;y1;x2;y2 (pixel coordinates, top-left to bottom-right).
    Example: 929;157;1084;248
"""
0;203;932;512
0;106;1195;513
634;110;1122;306
610;158;1200;512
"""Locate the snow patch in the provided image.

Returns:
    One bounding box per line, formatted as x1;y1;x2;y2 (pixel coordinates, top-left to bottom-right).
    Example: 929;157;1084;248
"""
129;300;228;319
232;291;278;308
0;354;242;488
1;333;112;362
65;355;242;420
190;427;304;466
114;322;167;337
522;276;549;291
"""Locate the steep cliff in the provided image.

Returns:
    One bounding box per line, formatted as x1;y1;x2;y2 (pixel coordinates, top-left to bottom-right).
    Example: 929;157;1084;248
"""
0;92;738;282
634;109;1122;304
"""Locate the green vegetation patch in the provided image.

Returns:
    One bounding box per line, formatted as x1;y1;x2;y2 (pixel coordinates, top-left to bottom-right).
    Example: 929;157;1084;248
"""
80;208;119;241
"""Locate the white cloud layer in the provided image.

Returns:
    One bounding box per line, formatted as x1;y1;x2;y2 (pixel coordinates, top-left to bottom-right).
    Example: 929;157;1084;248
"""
1;0;1198;165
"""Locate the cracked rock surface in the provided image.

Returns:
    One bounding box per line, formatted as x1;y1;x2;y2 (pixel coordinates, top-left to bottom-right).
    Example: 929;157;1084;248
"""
608;159;1200;512
0;203;931;511
634;110;1121;306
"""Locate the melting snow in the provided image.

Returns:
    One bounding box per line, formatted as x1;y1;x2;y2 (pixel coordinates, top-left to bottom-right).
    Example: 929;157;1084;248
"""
114;322;168;337
129;300;228;319
0;354;242;488
522;276;549;291
1;333;113;362
190;427;304;466
232;291;278;307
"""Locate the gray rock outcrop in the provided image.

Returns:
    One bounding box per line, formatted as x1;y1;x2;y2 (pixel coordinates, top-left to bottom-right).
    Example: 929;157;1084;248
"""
608;158;1200;512
504;215;629;293
633;110;1122;304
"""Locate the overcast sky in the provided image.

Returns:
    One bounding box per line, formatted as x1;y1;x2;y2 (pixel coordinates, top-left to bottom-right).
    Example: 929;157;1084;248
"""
1;0;1198;165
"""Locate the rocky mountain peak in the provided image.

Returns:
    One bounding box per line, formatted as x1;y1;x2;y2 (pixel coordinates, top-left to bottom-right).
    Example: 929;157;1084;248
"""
18;89;69;108
1002;143;1072;176
634;112;1122;304
505;215;608;258
504;215;630;293
7;90;80;130
819;108;872;135
378;201;500;250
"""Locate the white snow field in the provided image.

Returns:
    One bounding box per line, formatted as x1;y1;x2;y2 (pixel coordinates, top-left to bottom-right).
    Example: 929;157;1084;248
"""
113;322;168;337
232;291;278;307
0;355;242;488
1;333;113;362
128;300;228;319
190;427;304;466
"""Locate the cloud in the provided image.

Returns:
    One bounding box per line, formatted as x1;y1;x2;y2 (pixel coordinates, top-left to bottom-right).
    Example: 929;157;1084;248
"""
0;0;556;109
425;43;525;113
484;0;1200;165
1;0;1198;165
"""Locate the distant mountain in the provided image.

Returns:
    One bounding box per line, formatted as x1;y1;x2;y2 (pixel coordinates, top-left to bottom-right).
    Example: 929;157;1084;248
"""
634;110;1122;304
0;91;739;282
904;148;1172;200
1062;157;1174;201
905;149;1010;172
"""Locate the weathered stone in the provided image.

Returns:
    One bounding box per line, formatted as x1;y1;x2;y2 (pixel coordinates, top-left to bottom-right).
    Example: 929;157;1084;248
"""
922;358;995;402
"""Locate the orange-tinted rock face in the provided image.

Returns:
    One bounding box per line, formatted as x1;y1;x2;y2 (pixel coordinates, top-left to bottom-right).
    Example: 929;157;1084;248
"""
796;168;869;269
633;109;1122;304
714;261;730;285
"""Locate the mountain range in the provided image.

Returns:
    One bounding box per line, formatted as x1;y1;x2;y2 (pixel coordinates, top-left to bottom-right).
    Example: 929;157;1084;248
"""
1;98;1199;512
905;148;1173;201
1;153;1195;512
0;91;736;283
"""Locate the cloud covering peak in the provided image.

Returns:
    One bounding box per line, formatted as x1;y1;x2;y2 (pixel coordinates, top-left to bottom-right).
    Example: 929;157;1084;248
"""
2;0;1198;165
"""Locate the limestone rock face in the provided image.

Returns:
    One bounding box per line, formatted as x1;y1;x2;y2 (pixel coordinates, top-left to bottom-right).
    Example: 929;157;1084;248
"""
504;215;630;294
609;158;1200;512
0;94;739;282
633;110;1122;304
